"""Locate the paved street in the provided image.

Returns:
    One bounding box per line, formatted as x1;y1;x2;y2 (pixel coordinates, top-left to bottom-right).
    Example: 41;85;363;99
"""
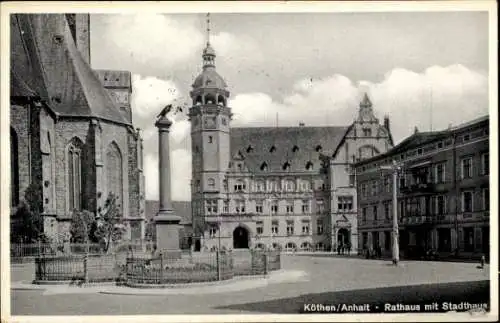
11;255;490;315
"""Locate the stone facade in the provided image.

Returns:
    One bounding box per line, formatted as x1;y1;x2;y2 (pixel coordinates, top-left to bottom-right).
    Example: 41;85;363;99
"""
355;116;489;259
189;42;393;252
10;14;145;242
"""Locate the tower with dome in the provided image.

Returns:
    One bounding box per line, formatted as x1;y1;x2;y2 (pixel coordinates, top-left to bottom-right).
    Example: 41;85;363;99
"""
189;14;394;253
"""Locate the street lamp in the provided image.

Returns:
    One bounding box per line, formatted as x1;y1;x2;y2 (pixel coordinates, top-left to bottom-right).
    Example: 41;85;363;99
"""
380;160;402;266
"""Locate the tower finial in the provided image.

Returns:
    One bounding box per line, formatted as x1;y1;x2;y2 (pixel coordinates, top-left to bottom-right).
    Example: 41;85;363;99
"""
206;13;211;46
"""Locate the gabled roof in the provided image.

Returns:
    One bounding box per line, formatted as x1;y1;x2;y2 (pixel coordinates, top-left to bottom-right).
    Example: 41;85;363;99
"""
145;200;192;225
354;115;489;167
230;126;348;173
11;14;130;126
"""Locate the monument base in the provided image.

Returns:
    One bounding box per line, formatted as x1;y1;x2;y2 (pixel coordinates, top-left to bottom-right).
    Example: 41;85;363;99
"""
154;210;182;258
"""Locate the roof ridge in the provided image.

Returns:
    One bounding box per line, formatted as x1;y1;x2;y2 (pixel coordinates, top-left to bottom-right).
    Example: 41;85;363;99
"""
64;19;130;125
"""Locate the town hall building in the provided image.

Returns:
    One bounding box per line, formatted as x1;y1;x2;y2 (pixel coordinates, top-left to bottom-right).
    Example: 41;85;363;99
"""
189;38;394;252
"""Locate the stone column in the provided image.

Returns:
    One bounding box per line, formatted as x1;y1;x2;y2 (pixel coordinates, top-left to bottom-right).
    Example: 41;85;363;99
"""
154;115;181;256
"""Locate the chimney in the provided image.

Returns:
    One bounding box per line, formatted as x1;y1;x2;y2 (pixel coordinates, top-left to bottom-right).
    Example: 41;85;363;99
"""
414;126;419;134
383;115;390;132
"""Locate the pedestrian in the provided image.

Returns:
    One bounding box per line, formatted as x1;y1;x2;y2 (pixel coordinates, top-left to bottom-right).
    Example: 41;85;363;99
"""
480;254;486;269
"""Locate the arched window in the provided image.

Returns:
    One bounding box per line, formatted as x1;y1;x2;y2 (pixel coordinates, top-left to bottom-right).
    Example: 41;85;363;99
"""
300;241;312;250
67;137;84;211
285;242;297;251
207;178;215;188
217;95;226;106
106;142;123;211
358;145;380;160
260;162;268;171
205;94;216;104
195;96;203;105
10;128;19;207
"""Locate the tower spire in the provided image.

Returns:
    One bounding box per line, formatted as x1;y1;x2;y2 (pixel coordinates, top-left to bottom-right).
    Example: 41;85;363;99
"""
206;13;211;46
202;13;216;68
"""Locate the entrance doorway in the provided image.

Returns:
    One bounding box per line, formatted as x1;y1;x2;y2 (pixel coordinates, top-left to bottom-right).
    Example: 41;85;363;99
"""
233;226;249;249
337;228;350;247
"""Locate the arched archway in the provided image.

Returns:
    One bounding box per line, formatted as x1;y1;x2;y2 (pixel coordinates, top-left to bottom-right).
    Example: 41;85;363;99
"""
337;228;350;246
233;226;249;249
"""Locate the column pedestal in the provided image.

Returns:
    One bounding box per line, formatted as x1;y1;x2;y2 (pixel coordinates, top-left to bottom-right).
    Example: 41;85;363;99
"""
154;211;181;256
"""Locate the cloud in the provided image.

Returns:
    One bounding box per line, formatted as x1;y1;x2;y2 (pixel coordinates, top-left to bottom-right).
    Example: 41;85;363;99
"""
141;64;488;201
229;64;488;142
131;74;181;119
212;32;264;67
143;149;192;201
144;154;159;201
100;14;204;69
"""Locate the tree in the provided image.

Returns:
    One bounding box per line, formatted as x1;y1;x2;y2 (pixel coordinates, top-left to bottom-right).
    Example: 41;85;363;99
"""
70;209;98;243
94;193;127;253
11;183;47;243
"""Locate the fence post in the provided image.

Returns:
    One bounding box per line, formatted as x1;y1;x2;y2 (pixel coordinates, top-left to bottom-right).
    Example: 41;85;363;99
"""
159;252;163;284
216;250;221;281
83;254;88;284
264;253;268;275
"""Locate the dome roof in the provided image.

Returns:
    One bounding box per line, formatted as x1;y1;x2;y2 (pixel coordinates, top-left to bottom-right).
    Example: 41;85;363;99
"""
192;68;227;89
203;44;216;56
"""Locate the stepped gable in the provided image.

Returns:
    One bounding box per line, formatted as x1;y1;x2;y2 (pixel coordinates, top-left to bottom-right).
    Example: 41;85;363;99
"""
230;126;348;173
12;14;129;125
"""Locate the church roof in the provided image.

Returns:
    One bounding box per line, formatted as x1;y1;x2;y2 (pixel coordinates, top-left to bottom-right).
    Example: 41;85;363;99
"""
94;70;132;89
192;68;228;90
11;14;130;125
10;70;38;98
230;126;348;174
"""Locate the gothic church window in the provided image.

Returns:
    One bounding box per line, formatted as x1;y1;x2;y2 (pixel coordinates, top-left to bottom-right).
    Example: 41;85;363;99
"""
67;137;84;211
270;145;276;153
106;142;123;212
305;161;313;170
260;162;268;171
283;161;291;170
315;145;322;152
292;145;299;152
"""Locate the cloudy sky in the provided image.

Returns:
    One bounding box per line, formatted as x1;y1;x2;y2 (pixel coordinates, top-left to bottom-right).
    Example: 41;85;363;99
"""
89;10;490;202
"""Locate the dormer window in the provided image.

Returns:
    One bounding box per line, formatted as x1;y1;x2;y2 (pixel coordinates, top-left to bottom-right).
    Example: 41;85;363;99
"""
292;145;299;153
270;145;276;153
306;161;313;170
260;162;268;171
363;128;372;137
283;161;291;170
315;145;322;152
246;145;254;153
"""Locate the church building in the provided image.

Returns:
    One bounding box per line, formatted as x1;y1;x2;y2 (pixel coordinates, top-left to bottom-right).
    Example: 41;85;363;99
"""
189;35;393;252
10;14;146;242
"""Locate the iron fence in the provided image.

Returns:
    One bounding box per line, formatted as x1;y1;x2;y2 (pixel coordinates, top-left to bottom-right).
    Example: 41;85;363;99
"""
125;249;281;285
34;254;125;283
125;251;233;285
